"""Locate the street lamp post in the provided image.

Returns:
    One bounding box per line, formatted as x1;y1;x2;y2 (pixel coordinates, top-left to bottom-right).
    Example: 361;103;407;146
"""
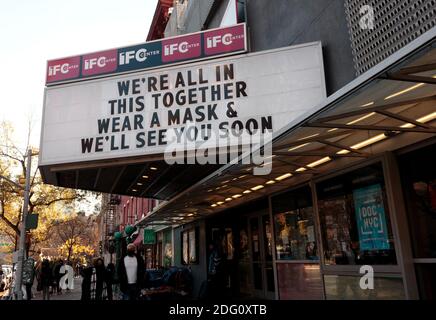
13;148;33;300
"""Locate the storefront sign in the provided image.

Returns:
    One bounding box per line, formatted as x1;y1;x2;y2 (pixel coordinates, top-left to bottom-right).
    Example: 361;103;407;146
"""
143;229;156;245
46;23;247;85
40;42;326;166
353;184;390;251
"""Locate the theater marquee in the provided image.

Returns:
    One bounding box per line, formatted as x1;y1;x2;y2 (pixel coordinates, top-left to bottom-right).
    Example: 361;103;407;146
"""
39;42;326;167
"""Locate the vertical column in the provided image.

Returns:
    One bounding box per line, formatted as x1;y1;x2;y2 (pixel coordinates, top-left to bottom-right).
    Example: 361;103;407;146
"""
310;180;327;300
382;152;418;299
268;196;279;300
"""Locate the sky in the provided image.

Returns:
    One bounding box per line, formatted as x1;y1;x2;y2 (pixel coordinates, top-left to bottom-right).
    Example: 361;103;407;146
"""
0;0;158;150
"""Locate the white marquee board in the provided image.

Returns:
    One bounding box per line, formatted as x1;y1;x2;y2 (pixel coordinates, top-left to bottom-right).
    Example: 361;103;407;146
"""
39;42;326;166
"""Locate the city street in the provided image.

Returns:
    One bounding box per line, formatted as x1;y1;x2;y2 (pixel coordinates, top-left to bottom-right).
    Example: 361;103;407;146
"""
1;0;436;310
33;277;82;301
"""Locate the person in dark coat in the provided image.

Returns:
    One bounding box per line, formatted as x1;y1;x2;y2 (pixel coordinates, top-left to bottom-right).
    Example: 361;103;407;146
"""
106;263;115;300
81;257;107;300
53;259;63;295
117;244;145;300
22;257;36;300
39;259;52;300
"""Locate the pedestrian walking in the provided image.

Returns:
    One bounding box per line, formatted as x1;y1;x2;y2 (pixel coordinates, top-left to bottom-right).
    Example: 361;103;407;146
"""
118;244;145;300
106;262;115;300
207;241;226;299
38;259;53;300
53;259;63;295
81;257;107;300
22;257;36;300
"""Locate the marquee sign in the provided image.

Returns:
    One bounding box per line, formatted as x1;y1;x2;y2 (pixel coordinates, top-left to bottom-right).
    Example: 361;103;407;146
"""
39;42;326;167
46;23;247;85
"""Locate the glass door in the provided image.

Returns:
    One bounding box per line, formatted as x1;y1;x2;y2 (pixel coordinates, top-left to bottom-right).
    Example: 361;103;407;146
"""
248;214;276;299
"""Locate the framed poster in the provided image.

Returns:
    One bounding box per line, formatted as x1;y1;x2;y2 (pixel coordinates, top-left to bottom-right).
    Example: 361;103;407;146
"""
353;184;390;250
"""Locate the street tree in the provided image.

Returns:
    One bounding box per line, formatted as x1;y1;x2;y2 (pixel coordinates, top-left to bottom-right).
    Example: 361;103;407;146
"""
0;120;88;256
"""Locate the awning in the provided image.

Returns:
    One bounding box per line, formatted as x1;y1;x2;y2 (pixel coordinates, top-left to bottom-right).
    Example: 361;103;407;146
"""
133;231;143;246
136;26;436;227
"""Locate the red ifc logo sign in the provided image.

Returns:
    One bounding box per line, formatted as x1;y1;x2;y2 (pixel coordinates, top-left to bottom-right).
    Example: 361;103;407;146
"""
204;24;245;56
82;49;117;76
46;56;80;83
162;33;201;62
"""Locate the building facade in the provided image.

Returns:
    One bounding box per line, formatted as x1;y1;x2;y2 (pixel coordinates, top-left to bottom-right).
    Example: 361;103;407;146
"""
39;0;436;300
134;0;436;300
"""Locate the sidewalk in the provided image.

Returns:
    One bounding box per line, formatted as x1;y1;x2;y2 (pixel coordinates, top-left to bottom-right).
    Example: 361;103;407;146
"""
33;277;82;301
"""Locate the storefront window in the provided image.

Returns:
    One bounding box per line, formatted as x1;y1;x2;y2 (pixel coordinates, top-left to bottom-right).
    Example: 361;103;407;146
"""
163;229;173;267
400;143;436;299
324;275;404;300
400;144;436;259
317;163;397;265
182;228;198;265
277;263;323;299
271;186;318;261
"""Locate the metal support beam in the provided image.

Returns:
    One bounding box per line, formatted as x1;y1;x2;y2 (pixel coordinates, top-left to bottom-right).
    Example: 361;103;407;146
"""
310;95;436;124
381;73;436;84
126;164;150;193
275;157;320;173
274;151;367;158
306;122;436;133
317;139;370;156
376;109;432;129
273;130;353;151
109;167;126;194
93;168;102;189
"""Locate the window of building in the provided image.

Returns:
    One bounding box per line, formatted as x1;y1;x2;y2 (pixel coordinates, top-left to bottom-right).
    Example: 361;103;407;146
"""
323;274;404;300
400;143;436;299
272;186;318;261
182;227;198;265
163;229;173;267
317;163;397;265
220;0;246;27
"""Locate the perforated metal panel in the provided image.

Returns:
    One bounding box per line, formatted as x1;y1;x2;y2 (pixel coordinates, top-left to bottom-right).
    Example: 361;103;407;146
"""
344;0;436;75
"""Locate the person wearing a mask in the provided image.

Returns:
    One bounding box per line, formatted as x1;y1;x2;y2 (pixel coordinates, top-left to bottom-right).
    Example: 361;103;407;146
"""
118;243;145;300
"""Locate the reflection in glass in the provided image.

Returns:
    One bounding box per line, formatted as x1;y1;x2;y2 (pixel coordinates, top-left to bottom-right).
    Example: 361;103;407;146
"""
317;164;397;265
277;263;323;299
274;207;318;260
182;232;188;265
324;275;405;300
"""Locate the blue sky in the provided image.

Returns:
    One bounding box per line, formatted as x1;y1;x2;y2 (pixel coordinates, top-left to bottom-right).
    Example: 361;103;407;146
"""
0;0;158;149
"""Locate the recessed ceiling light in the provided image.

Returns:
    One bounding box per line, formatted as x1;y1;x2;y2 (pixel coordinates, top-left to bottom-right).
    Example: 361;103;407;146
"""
132;189;138;192
137;182;143;186
150;167;157;170
211;204;217;207
142;175;148;179
275;173;292;181
216;201;224;205
225;198;232;201
232;194;242;198
266;180;276;185
251;185;264;191
243;190;252;194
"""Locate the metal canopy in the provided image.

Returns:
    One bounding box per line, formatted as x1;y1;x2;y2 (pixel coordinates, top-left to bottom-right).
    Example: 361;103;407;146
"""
39;157;221;200
136;26;436;227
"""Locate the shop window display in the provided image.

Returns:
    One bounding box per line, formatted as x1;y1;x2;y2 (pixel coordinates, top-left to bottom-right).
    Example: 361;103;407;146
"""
182;228;198;264
274;207;318;260
272;186;317;261
163;229;173;267
317;163;397;265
